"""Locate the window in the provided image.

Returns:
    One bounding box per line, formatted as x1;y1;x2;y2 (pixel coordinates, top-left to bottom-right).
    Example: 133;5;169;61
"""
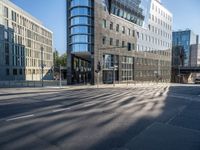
71;44;91;52
19;69;23;75
122;41;125;47
110;22;113;30
127;43;131;51
4;31;8;41
132;43;135;50
4;7;8;18
102;36;106;45
6;69;9;75
12;11;17;22
128;28;131;36
13;69;17;75
116;39;119;46
71;7;92;17
122;26;125;34
132;30;135;37
70;17;93;26
71;0;93;7
102;19;106;28
71;35;92;43
5;43;9;54
116;24;119;32
5;55;9;65
110;38;113;46
137;32;140;39
4;19;8;28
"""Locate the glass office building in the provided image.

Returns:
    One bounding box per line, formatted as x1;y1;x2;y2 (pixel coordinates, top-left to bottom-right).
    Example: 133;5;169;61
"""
67;0;173;84
172;30;198;66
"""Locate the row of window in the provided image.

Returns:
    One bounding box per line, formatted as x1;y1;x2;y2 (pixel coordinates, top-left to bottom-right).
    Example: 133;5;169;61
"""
70;26;93;35
102;19;135;37
111;3;144;26
135;70;170;78
149;24;171;40
102;19;171;50
102;36;135;50
11;22;52;45
2;6;52;38
70;44;93;53
5;68;23;76
102;53;170;80
1;42;52;67
70;16;93;26
70;35;93;43
150;14;172;31
135;58;171;67
70;7;93;17
5;68;51;76
25;58;52;68
70;0;93;8
151;2;172;22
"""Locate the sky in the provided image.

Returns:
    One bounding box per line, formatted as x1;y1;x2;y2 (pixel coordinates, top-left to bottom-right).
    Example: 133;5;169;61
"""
11;0;200;54
162;0;200;34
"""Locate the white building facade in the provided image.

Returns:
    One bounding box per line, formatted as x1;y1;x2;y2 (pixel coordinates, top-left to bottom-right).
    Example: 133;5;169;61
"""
0;0;53;81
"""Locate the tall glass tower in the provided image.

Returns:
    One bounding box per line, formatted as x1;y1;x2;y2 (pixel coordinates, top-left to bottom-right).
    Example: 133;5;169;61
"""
67;0;94;84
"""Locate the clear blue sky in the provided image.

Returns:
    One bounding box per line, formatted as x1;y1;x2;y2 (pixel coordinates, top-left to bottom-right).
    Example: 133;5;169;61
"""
11;0;200;54
162;0;200;34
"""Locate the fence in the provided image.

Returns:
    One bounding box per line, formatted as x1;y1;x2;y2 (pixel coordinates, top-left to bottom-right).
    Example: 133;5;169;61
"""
0;80;68;88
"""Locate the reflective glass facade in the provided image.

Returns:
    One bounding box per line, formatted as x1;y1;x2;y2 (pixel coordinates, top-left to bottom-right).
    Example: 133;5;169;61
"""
110;0;151;27
68;0;94;53
172;30;197;66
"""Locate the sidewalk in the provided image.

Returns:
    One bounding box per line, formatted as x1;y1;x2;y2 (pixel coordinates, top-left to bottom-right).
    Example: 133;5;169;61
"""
44;82;170;90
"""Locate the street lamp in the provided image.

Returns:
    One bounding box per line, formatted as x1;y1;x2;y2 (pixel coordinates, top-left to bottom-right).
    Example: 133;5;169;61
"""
41;47;44;87
60;64;62;88
113;65;118;87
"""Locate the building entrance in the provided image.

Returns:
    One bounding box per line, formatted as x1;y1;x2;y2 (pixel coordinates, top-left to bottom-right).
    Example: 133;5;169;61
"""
72;56;91;84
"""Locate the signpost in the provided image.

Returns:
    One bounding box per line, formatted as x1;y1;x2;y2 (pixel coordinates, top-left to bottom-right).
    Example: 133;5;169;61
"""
110;65;118;87
95;61;101;88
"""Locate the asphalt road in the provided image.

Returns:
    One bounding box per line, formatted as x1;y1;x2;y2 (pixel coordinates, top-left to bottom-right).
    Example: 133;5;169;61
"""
0;84;200;150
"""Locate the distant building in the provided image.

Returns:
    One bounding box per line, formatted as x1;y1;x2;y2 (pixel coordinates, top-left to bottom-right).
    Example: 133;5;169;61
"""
0;0;53;81
190;44;200;67
172;30;199;67
67;0;173;84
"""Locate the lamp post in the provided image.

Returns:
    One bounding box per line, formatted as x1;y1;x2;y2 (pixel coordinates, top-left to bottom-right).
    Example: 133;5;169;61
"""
60;64;62;88
41;47;44;87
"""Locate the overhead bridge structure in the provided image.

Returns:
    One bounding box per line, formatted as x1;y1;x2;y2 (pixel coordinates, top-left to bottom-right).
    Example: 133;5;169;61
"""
172;66;200;83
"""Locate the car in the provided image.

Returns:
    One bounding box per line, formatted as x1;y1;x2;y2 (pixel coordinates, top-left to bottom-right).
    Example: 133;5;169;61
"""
194;78;200;84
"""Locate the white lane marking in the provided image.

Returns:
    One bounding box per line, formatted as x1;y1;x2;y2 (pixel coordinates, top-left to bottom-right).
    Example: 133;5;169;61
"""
6;114;35;122
52;108;71;113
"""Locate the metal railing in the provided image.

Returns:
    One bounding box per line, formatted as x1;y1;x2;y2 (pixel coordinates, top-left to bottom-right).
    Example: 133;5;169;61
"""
0;80;67;88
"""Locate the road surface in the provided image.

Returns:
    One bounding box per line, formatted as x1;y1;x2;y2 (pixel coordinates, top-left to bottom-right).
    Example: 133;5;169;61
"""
0;84;200;150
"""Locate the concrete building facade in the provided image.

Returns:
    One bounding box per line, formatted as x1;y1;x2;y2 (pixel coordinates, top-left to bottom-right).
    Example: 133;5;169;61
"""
0;0;53;81
67;0;173;84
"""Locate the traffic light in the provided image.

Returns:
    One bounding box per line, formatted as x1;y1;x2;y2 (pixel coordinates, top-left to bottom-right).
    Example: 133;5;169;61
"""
97;61;101;72
95;61;101;73
128;43;131;51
